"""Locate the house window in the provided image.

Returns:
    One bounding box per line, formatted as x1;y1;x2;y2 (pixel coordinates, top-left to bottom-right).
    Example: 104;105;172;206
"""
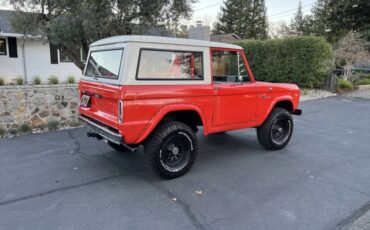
59;49;72;62
0;38;7;56
137;49;204;80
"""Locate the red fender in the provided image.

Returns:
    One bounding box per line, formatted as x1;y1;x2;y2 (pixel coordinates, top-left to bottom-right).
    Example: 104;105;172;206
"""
134;104;208;144
257;95;294;125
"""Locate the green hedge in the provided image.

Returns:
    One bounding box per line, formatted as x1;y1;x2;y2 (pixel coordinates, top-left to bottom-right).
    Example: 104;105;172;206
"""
235;37;333;88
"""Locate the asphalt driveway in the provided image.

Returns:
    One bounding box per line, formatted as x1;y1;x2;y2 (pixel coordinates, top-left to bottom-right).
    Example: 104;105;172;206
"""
1;96;370;230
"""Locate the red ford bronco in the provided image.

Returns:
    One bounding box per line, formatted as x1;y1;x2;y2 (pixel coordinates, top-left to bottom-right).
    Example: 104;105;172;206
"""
79;35;302;179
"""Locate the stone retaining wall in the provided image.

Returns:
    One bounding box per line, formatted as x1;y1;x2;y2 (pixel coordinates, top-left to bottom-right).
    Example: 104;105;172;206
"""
0;84;79;132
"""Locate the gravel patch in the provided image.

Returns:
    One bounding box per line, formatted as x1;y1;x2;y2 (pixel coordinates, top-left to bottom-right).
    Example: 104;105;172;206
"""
300;89;337;101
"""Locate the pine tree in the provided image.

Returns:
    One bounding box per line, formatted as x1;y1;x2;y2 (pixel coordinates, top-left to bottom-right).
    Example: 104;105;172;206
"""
311;0;331;36
290;1;305;35
213;0;268;39
327;0;370;33
250;0;269;39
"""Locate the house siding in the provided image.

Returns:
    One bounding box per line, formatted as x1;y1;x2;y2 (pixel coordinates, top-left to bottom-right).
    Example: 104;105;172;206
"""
24;39;82;83
0;37;82;83
0;37;23;81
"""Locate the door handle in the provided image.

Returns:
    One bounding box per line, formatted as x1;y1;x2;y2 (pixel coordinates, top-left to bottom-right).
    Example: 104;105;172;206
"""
214;86;223;91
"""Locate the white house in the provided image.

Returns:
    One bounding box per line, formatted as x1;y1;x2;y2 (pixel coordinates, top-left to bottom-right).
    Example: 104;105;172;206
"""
0;10;82;83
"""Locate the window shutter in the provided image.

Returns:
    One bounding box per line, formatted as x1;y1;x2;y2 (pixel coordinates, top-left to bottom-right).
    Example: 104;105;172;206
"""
8;37;18;58
50;43;58;64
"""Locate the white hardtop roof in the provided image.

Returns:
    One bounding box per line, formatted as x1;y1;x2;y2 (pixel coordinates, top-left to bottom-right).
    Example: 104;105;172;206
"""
90;35;243;49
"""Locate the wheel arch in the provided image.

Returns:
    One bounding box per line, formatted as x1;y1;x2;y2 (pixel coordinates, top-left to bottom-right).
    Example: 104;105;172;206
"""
258;96;295;125
135;104;207;144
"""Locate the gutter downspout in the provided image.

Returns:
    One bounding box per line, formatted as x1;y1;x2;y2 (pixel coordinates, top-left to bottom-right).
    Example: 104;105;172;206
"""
21;36;27;83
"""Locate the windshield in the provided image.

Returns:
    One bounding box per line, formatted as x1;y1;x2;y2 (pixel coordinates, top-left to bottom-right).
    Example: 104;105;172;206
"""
85;49;123;79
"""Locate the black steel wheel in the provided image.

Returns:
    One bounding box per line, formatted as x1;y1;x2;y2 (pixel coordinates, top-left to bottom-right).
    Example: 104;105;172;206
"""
144;121;198;179
257;107;293;150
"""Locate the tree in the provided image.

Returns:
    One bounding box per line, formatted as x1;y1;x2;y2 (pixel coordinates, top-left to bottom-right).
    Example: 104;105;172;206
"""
250;0;268;39
269;21;291;39
310;0;370;42
334;31;370;80
311;0;331;36
290;1;305;35
213;0;268;39
328;0;370;33
8;0;195;70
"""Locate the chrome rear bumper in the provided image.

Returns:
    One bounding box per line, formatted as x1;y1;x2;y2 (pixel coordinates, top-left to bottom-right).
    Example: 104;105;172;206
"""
78;115;122;145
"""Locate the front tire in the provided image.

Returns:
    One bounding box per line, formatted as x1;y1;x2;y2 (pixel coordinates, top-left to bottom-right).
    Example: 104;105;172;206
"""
257;107;293;150
144;121;198;179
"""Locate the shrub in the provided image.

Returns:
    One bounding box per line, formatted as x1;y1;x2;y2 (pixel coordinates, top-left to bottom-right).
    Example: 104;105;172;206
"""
33;76;42;85
17;123;32;134
337;79;354;90
8;129;17;135
0;127;7;137
67;75;75;84
0;77;4;85
357;75;370;85
16;76;24;85
235;36;333;88
48;75;59;84
47;118;59;130
69;119;81;127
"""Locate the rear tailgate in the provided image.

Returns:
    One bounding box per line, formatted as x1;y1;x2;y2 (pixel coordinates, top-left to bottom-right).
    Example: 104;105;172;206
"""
79;80;121;129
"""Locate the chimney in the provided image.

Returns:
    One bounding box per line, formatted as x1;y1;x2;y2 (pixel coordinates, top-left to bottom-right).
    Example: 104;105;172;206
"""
189;21;210;41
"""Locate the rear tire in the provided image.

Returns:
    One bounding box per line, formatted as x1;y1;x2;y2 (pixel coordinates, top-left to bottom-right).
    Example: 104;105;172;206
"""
144;121;198;179
257;107;293;150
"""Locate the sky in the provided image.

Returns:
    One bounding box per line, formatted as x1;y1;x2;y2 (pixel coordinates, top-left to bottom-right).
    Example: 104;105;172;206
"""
1;0;317;27
189;0;316;27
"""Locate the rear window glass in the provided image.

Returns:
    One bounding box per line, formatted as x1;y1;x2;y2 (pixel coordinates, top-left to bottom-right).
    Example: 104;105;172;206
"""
85;49;123;79
137;49;203;80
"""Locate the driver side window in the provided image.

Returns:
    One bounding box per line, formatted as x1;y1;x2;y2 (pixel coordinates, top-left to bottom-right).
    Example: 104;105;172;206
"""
211;50;250;84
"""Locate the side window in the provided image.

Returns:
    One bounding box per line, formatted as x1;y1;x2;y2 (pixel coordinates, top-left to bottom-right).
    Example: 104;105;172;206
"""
137;49;203;80
212;50;250;84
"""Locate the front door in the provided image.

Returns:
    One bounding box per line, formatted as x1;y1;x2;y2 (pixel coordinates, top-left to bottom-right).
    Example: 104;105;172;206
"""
211;48;258;127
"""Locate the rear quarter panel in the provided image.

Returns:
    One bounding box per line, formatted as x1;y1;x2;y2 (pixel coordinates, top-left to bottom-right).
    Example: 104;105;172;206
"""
120;85;214;143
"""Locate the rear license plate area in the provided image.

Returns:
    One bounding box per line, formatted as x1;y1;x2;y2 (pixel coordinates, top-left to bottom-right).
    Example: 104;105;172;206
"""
80;94;91;107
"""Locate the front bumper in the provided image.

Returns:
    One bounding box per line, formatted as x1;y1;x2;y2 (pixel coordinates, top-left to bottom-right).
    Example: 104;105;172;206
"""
78;115;122;145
